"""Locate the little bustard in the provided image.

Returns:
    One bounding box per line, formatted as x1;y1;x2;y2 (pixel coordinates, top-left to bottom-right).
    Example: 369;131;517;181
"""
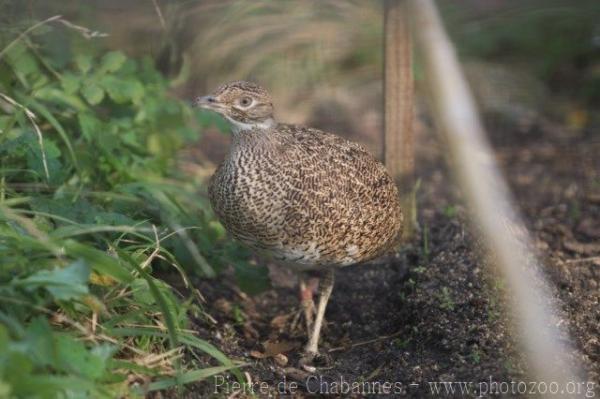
195;81;403;364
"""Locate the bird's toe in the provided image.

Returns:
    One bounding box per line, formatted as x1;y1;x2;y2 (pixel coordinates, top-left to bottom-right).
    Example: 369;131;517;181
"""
298;350;332;371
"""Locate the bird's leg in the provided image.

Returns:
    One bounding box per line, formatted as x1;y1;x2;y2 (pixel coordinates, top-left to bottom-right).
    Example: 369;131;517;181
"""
300;278;315;333
291;276;318;334
301;269;334;364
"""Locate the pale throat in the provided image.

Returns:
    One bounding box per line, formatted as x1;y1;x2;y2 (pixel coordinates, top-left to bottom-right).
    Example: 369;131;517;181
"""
227;116;276;134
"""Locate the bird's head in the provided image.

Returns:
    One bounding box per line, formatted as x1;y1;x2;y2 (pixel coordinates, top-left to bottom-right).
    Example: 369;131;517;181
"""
194;81;276;133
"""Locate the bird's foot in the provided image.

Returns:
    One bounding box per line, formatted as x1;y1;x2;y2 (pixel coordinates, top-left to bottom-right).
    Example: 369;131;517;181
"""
298;350;332;371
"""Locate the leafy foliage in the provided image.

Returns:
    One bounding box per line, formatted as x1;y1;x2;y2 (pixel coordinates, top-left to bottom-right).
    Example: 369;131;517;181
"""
0;22;252;397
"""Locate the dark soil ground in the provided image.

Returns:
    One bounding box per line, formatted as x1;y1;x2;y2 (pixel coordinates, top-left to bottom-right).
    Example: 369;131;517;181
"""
184;119;599;398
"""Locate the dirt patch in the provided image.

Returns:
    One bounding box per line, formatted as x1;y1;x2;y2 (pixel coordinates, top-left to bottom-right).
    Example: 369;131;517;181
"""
184;124;599;398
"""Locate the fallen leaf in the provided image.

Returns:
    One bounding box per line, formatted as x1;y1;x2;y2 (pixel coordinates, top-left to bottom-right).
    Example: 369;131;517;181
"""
263;340;299;357
249;350;266;359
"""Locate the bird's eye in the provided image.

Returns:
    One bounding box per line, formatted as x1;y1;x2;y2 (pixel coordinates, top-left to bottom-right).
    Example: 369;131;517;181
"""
239;97;253;107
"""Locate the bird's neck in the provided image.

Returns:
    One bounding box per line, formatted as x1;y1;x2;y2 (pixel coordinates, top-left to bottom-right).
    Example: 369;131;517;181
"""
228;121;284;161
228;117;277;135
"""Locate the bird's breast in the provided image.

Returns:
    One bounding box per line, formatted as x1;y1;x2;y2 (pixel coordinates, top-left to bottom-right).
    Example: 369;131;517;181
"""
209;153;287;247
208;146;403;270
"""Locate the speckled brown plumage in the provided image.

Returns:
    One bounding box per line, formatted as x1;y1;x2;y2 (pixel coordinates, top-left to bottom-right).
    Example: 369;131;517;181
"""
196;81;403;360
198;81;403;271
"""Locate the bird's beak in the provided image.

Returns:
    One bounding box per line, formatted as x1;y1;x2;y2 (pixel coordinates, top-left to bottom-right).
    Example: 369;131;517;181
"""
193;95;219;110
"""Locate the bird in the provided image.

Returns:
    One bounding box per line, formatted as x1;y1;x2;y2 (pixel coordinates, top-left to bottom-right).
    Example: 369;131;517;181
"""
194;81;403;365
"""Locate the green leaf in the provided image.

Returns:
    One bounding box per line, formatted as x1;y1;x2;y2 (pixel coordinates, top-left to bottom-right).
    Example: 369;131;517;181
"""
81;83;105;105
60;72;81;94
30;196;99;225
33;87;88;111
0;324;8;352
55;336;114;379
22;135;64;184
130;278;155;305
100;75;144;104
22;317;55;368
0;31;260;398
62;241;133;283
27;99;80;173
100;51;126;73
78;112;102;141
12;374;99;398
75;53;93;74
17;260;90;301
26;136;61;159
2;351;34;391
117;250;180;349
32;74;49;89
197;110;230;133
0;381;10;397
5;42;39;78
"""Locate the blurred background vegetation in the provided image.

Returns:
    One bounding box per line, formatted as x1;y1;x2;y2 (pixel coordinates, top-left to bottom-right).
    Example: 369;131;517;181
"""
0;0;598;397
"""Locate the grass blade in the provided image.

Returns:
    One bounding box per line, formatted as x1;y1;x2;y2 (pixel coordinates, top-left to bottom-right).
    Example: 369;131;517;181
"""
109;327;245;384
145;364;246;392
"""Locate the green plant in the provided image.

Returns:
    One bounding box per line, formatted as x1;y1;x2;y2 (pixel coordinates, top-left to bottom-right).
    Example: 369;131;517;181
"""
470;347;482;364
393;337;411;350
443;204;457;218
437;287;455;311
0;19;252;397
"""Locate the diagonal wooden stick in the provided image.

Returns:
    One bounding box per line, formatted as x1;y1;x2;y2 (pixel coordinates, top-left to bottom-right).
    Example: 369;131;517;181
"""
407;0;583;390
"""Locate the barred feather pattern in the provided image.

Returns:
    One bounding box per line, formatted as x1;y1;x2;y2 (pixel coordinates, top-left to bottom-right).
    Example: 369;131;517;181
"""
208;123;403;271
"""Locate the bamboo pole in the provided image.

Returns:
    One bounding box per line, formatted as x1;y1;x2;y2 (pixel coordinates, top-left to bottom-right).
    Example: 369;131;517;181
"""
407;0;582;392
384;0;415;239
